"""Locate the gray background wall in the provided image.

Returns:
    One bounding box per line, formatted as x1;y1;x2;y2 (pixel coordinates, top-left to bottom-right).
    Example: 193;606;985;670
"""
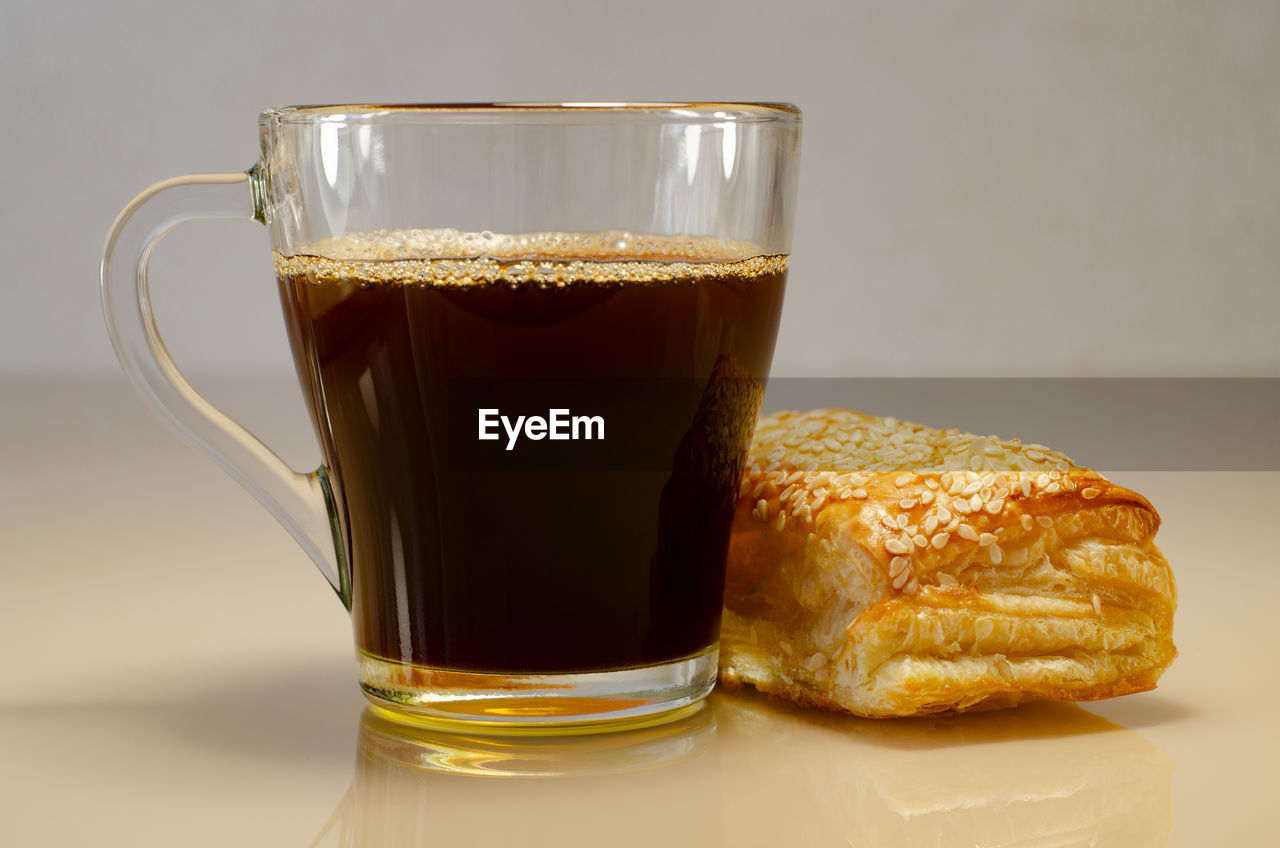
3;0;1277;380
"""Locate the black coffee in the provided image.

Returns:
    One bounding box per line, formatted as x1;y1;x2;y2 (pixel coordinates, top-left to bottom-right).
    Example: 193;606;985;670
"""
277;230;786;673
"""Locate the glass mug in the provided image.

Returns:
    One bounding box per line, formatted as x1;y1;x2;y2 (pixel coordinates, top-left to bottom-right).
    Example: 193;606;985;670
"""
102;103;801;730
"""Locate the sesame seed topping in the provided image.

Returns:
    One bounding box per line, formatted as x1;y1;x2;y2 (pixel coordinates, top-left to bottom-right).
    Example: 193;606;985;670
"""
1046;482;1062;494
919;489;935;505
978;533;998;547
851;488;868;499
989;544;1003;565
931;532;950;549
925;478;940;490
885;538;910;555
1036;516;1053;528
985;499;1005;515
912;533;928;549
891;569;911;590
1019;479;1032;498
937;506;953;524
889;555;909;576
774;512;786;531
957;524;979;542
969;493;984;513
1020;515;1034;531
896;514;910;529
923;515;939;534
1035;473;1051;489
894;474;912;487
1082;487;1100;499
1092;593;1102;616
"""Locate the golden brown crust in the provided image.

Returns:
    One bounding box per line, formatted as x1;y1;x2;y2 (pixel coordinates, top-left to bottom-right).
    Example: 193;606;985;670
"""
720;409;1177;717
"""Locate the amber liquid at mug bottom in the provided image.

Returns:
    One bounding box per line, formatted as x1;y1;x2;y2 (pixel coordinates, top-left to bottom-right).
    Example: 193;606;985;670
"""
276;231;786;677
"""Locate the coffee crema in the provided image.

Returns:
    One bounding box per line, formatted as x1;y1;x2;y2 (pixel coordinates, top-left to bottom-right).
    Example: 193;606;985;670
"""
277;229;787;674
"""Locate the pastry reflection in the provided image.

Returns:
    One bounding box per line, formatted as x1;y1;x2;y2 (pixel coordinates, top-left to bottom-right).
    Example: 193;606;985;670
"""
312;692;1172;847
712;689;1174;847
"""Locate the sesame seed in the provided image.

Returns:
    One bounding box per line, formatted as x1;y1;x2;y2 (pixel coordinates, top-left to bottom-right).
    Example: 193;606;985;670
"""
1046;482;1061;494
811;492;828;511
985;499;1005;515
958;524;979;542
804;652;828;671
1025;450;1045;461
936;572;958;586
912;533;928;548
1082;487;1100;499
1092;594;1102;616
978;533;998;547
1036;516;1053;527
989;544;1003;564
756;499;769;518
969;493;984;513
954;499;972;515
851;488;868;499
940;472;953;489
899;498;918;509
885;538;910;555
931;532;950;549
1035;473;1051;489
924;515;939;534
937;506;952;524
904;576;920;594
823;437;842;451
1020;515;1034;531
1019;479;1032;498
891;569;911;590
925;478;940;490
894;474;912;487
980;472;997;488
896;514;910;529
961;481;982;496
947;478;965;496
919;490;935;505
774;512;786;531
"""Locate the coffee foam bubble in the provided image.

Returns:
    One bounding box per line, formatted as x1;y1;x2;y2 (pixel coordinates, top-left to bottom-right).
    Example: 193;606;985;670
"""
274;228;786;287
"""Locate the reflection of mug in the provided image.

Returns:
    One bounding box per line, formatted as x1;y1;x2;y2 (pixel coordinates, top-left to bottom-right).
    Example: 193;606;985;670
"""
102;103;801;728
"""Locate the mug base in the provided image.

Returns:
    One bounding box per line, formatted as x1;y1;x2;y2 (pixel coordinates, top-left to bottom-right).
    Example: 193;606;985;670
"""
358;647;718;735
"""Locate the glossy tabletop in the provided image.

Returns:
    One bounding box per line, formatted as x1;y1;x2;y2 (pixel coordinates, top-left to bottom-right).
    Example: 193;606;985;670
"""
2;378;1276;846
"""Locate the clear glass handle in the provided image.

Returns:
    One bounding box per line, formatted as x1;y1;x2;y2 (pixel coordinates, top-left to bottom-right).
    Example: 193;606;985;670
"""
100;169;350;609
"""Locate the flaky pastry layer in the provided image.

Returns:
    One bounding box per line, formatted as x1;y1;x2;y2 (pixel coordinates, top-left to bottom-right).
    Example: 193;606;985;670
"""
719;409;1177;717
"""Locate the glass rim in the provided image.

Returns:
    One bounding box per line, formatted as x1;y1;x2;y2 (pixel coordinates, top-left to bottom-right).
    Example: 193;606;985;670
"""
260;102;801;126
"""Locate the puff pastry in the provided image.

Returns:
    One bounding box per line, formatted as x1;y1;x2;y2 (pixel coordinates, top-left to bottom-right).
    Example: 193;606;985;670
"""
720;409;1177;717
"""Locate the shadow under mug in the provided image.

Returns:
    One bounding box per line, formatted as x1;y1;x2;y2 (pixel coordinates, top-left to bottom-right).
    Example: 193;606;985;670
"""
101;103;802;730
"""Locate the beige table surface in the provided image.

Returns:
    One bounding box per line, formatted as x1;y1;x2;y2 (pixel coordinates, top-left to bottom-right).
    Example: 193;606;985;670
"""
3;378;1276;846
